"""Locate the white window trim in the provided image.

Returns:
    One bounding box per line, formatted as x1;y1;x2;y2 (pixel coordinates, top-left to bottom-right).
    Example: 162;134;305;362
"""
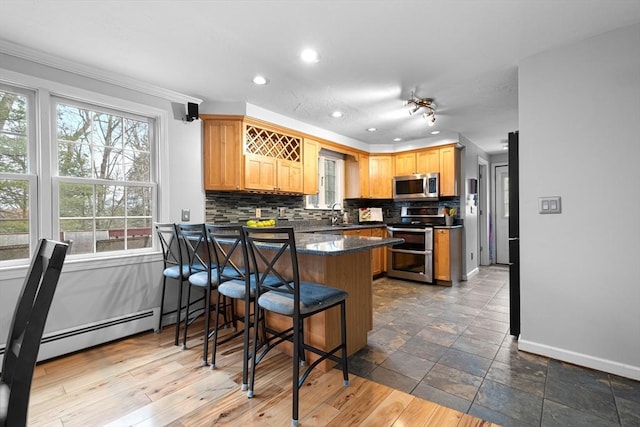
0;84;38;267
0;69;169;270
305;150;345;210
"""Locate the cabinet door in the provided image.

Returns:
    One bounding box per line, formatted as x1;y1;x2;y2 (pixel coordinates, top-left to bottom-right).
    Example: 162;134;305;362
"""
417;149;440;174
303;138;319;195
245;154;277;191
278;159;303;193
434;229;451;280
371;227;387;275
439;146;457;196
369;155;393;198
203;119;243;190
359;154;370;198
394;152;416;176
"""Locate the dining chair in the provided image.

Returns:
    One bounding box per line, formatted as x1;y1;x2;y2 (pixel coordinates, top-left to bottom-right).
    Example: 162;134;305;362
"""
0;239;69;426
154;222;202;346
243;227;349;427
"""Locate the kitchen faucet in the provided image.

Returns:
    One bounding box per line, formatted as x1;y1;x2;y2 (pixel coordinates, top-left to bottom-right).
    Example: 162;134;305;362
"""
331;202;341;225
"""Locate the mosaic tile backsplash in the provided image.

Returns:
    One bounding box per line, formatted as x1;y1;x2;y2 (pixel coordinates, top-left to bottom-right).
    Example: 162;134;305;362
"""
205;192;460;225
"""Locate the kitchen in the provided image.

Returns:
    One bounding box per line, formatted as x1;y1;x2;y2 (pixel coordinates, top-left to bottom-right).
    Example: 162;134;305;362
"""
1;1;639;426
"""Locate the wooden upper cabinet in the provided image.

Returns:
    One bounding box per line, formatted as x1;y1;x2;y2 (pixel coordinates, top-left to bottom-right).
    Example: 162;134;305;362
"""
395;148;441;176
417;149;440;174
244;153;277;191
439;145;459;197
202;118;243;191
303;138;319;195
394;152;417;176
201;115;304;194
345;153;370;199
277;159;303;193
369;155;394;198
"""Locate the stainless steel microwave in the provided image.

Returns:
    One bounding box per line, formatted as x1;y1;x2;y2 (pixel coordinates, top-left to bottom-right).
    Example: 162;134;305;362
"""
392;173;439;200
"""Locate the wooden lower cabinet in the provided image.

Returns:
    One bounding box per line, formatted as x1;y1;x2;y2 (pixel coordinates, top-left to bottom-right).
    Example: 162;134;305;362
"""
434;227;462;285
343;226;387;277
370;227;387;276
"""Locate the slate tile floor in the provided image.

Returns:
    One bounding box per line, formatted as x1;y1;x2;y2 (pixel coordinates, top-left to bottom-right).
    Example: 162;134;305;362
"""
347;265;640;427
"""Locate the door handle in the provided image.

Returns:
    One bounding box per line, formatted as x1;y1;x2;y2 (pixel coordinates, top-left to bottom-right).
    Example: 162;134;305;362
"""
508;237;519;241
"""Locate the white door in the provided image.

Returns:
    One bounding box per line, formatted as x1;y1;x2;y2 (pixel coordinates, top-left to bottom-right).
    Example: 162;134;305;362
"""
495;165;509;264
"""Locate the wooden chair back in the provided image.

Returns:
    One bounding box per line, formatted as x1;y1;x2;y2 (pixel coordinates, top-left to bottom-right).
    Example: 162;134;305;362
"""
1;239;69;426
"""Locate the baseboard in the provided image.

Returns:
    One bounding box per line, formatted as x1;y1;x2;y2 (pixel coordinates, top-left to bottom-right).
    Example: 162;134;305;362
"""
463;267;479;281
0;308;159;366
518;339;640;381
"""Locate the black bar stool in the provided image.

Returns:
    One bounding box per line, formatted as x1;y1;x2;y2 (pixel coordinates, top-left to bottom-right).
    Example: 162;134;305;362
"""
243;226;349;427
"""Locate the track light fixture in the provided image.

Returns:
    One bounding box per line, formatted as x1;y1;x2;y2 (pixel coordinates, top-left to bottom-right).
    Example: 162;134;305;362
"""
404;92;436;127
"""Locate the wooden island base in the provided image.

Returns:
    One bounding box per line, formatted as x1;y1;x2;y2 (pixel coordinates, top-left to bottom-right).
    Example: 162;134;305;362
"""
236;249;373;372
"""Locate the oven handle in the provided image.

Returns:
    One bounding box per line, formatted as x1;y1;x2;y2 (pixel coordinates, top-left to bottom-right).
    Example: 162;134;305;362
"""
388;227;430;233
388;248;430;255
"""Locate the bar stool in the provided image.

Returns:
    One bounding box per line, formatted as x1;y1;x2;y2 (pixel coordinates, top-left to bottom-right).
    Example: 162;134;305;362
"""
206;224;252;388
243;226;350;427
155;222;200;346
178;223;237;365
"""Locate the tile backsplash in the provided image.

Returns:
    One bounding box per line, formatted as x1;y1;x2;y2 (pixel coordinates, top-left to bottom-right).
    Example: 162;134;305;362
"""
205;191;460;224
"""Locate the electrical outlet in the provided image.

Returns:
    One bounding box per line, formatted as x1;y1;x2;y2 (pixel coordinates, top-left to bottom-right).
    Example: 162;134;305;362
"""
255;208;261;218
181;209;190;222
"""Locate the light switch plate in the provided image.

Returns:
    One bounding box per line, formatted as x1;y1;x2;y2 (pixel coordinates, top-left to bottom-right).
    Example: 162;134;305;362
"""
538;197;561;214
181;209;190;222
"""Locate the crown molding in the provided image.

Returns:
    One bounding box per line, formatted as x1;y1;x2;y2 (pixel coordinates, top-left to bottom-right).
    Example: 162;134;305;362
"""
0;39;202;104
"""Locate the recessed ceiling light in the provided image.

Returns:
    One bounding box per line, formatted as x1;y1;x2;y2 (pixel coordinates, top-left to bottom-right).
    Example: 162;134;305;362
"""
430;130;440;135
252;75;269;85
300;48;320;63
393;138;402;142
367;127;377;132
330;111;343;118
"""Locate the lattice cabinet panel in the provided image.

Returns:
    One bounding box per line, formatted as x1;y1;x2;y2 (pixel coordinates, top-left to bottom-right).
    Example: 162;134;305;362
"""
245;125;301;162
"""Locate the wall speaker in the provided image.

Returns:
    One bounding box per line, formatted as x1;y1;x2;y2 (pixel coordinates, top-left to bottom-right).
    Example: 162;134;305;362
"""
186;102;199;122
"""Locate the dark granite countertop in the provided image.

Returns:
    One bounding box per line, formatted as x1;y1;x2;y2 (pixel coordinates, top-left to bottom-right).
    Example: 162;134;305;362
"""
271;232;403;256
211;227;402;256
293;223;387;234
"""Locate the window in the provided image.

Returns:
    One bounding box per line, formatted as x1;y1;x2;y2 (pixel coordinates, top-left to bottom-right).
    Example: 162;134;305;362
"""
0;86;37;262
54;99;155;255
306;150;344;209
501;172;509;218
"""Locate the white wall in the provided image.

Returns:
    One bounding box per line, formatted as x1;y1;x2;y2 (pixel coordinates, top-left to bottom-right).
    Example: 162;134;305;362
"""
0;52;203;359
458;135;490;279
518;23;640;380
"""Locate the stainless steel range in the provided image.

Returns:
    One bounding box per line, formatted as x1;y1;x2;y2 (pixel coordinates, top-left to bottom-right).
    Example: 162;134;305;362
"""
386;206;444;283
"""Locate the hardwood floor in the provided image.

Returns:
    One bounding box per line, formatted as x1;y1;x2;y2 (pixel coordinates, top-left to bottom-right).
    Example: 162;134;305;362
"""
28;320;499;426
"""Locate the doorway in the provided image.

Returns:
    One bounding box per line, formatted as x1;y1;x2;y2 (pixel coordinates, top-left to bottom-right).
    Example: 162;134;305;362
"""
478;159;490;266
495;164;509;264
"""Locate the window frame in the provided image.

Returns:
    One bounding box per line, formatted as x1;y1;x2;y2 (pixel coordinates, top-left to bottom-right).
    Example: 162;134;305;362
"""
305;150;345;210
0;84;39;266
51;96;158;258
0;71;168;270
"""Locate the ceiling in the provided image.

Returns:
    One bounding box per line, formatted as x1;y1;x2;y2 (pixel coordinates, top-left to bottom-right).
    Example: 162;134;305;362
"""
1;1;639;154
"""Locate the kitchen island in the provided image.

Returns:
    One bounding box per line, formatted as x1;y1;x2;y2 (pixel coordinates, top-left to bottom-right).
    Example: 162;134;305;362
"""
245;230;402;370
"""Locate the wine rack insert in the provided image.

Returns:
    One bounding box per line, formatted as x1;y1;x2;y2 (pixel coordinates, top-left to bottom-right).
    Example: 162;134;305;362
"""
244;124;301;162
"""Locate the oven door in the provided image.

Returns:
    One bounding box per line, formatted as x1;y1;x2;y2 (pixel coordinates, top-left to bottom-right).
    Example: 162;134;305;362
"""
387;227;433;283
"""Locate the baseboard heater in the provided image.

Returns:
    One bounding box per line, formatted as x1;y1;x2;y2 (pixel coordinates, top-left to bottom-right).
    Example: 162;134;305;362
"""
0;308;158;365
